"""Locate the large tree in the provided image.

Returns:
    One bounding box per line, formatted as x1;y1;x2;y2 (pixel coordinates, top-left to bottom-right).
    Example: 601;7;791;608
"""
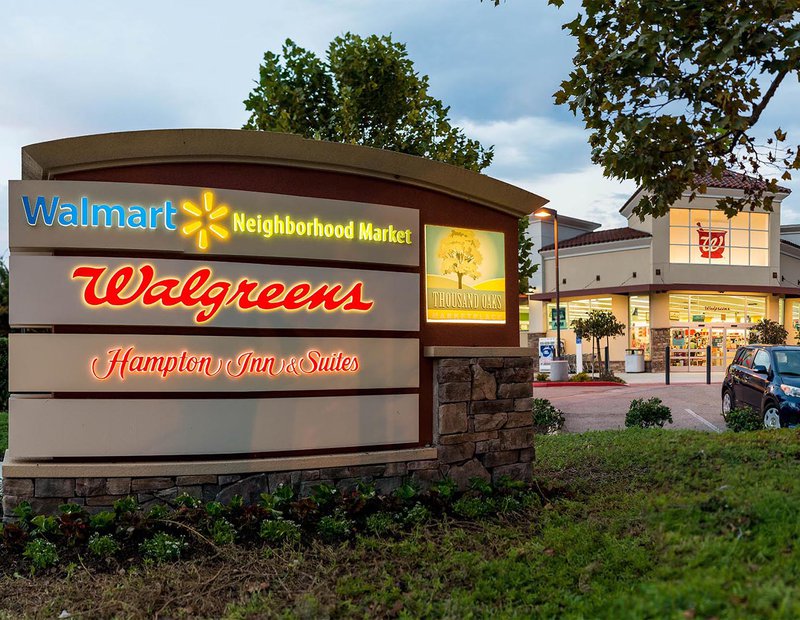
243;34;493;171
243;34;538;293
492;1;799;218
554;0;800;218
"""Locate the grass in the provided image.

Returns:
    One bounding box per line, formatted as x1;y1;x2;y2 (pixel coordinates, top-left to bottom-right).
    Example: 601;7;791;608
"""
3;429;800;617
0;411;7;458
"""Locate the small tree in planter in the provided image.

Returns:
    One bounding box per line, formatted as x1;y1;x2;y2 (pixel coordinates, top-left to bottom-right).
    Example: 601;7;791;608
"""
748;319;787;345
571;310;625;377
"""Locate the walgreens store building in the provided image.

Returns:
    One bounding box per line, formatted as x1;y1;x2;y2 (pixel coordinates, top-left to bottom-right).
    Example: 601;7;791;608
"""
529;172;797;373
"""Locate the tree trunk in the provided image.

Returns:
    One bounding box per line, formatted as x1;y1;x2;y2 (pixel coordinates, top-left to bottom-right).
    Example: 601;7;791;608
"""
457;273;463;289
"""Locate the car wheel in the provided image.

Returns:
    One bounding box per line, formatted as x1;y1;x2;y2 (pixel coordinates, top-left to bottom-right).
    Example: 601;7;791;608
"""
763;404;782;429
722;390;734;415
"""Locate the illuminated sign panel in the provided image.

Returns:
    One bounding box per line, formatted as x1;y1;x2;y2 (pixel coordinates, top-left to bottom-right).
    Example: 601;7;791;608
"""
10;255;420;331
10;334;419;392
10;394;419;458
424;225;506;323
8;174;422;461
10;180;419;266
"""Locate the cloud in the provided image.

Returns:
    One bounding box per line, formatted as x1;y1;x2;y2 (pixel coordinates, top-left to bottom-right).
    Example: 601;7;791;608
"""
509;166;636;229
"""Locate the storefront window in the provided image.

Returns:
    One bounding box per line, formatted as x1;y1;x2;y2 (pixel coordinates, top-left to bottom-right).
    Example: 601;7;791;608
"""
668;294;765;323
669;209;769;266
629;295;650;359
519;303;529;332
546;297;612;330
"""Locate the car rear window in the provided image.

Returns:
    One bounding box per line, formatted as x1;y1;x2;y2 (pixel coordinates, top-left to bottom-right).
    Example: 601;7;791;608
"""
738;348;755;369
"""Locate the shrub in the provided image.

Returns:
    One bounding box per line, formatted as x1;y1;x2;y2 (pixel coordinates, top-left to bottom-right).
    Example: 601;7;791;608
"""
533;398;565;435
392;481;419;503
209;518;237;546
317;513;355;542
400;503;430;527
598;371;626;384
452;496;494;519
139;533;187;563
89;511;116;532
723;406;763;432
535;372;549;382
259;518;301;546
88;533;120;558
364;512;398;537
569;372;592;382
625;397;673;428
23;539;59;573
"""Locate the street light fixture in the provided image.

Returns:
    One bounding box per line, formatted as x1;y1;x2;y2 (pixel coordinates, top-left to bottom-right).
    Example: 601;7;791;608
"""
533;207;562;359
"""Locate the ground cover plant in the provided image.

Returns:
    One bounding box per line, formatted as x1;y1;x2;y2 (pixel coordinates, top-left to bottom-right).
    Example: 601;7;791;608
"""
3;429;800;617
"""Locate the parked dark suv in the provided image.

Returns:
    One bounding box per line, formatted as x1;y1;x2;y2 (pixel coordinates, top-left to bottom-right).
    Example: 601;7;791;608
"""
722;345;800;429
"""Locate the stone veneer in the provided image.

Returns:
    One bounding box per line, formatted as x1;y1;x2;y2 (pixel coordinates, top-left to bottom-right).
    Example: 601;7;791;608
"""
1;352;534;518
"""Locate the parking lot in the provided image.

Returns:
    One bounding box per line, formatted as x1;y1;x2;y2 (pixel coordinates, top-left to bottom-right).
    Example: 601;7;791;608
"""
535;381;726;433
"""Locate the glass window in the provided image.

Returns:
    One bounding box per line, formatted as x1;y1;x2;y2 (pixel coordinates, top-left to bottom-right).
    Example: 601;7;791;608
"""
750;231;769;248
740;348;755;369
670;209;691;226
750;249;769;266
670;227;691;245
546;297;613;330
629;295;650;360
751;213;769;230
753;349;771;372
668;294;766;324
670;245;690;263
669;208;769;266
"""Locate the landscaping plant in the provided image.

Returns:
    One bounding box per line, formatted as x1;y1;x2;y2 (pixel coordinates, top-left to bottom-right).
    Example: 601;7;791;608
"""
625;397;673;428
0;479;541;577
748;318;787;345
723;405;764;432
533;398;566;435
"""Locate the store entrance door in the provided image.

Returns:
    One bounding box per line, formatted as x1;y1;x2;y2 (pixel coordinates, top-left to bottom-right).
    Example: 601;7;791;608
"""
669;325;750;372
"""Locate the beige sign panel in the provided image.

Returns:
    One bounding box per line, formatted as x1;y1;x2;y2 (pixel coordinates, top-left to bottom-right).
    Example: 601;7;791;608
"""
9;393;419;458
10;334;419;393
10;255;420;331
9;180;419;266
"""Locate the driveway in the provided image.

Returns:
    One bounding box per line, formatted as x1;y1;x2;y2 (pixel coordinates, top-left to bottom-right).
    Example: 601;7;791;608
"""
534;382;725;433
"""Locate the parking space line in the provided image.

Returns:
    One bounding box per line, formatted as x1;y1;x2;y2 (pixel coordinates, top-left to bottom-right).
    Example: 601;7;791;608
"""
685;408;722;433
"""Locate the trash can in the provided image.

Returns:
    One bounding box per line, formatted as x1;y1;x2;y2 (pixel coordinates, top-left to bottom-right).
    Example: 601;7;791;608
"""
624;348;645;373
549;359;569;382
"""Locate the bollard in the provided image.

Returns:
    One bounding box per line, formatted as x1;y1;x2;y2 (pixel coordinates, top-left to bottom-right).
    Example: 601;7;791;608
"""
665;346;670;385
706;345;711;384
604;345;610;374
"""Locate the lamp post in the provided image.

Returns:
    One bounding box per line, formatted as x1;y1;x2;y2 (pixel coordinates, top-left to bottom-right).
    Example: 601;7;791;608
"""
533;207;561;359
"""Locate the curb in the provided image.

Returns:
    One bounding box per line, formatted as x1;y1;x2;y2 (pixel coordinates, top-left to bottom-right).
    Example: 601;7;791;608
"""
532;381;627;388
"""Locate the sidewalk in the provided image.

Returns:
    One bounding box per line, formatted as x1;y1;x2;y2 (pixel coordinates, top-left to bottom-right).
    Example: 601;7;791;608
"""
617;371;725;385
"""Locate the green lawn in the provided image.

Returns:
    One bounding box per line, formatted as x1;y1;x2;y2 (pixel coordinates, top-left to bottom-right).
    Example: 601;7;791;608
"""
3;429;800;618
0;411;7;457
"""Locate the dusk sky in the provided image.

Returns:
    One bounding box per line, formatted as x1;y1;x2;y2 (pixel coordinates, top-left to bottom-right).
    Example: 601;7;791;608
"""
2;0;798;254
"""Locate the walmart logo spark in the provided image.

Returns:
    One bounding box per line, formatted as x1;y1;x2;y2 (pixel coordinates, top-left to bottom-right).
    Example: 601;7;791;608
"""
180;191;230;250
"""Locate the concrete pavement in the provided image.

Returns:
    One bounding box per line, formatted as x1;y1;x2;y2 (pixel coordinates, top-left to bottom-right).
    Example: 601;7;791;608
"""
534;381;726;433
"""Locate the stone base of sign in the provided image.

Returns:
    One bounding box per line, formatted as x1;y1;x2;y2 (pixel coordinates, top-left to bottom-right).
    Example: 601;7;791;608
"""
1;350;534;519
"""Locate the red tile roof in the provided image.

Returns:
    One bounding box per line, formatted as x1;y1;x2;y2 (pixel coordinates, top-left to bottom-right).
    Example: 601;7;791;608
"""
539;227;651;252
694;170;791;194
